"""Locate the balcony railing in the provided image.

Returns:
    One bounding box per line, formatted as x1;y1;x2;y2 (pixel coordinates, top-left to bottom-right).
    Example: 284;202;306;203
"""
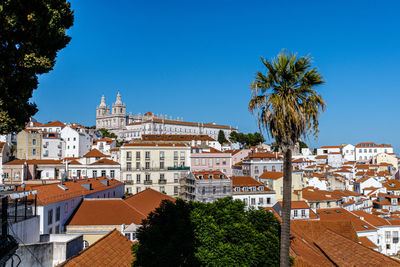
168;166;190;170
158;179;167;184
124;180;134;185
144;180;153;185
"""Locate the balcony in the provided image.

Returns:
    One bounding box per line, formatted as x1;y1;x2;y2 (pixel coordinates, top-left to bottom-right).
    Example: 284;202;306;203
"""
144;180;153;185
124;180;134;185
168;166;190;171
393;237;399;244
158;179;167;184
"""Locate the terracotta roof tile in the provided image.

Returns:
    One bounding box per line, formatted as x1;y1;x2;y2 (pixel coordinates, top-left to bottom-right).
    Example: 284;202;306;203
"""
124;188;175;216
123;142;187;147
90;158;120;166
83;148;110;158
259;171;283;180
141;134;215;142
41;120;65;127
59;229;133;267
193;171;229;180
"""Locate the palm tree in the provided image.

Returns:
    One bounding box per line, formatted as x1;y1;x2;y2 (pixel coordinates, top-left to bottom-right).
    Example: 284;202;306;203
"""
248;50;325;267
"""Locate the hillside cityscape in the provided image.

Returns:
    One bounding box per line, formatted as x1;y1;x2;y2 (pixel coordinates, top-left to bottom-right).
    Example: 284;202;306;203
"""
1;1;400;267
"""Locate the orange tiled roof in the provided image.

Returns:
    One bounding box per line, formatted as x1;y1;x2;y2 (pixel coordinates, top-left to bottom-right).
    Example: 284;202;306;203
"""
124;188;175;216
192;171;229;180
230;176;270;190
320;146;342;149
358;236;378;248
93;138;116;145
41;120;65;127
352;210;390;227
59;229;133;267
82;148;110;158
356;142;392;148
4;159;63;165
68;199;145;225
247;152;282;159
300;188;341;202
123;142;187;147
316;208;376;232
315;155;328;159
24;178;123;205
259;171;283;180
279;201;310;209
90;158;120;166
0;142;6;153
383;179;400;191
68;160;82;165
141;134;215;142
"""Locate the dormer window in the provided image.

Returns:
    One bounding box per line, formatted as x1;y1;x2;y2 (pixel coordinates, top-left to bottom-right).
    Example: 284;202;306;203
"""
209;174;213;179
198;175;203;180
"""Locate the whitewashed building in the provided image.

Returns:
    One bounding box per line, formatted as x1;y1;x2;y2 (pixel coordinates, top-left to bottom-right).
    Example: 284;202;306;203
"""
342;144;355;161
355;142;394;161
61;125;92;158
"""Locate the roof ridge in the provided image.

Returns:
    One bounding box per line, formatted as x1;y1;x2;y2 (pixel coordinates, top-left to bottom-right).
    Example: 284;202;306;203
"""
121;198;147;218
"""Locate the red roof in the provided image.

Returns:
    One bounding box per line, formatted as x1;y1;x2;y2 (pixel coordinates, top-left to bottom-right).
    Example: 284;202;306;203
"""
123;143;187;147
41;120;65;127
82;148;110;158
59;229;133;266
68;199;145;225
192;171;229;180
247;152;282;159
124;188;175;216
259;171;283;180
90;158;120;166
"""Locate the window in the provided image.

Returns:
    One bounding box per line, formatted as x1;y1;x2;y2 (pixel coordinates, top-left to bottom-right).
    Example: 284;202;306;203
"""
202;187;205;195
201;159;206;165
136;151;140;159
48;228;53;234
32;148;36;155
251;198;256;205
126;174;132;181
136;162;140;170
48;209;53;225
180;152;185;158
174;173;179;183
223;186;227;194
159;186;165;193
160;161;164;169
127;152;132;160
145;162;150;169
136;174;141;183
174;186;178;195
32;139;36;145
213;186;216;194
386;231;391;243
93;170;97;177
145;174;150;181
174;151;178;160
386;244;391;250
55;225;60;234
160;173;165;180
136;187;141;193
127;162;132;171
293;210;298;217
327;201;331;208
145;151;150;159
301;209;306;217
195;159;199;166
259;197;263;204
222;159;226;165
393;231;399;244
160;151;165;160
83;240;89;248
56;207;60;221
174;161;178;168
101;170;106;177
125;233;131;240
316;203;320;209
73;137;76;141
216;159;220;165
267;198;271;204
110;170;115;178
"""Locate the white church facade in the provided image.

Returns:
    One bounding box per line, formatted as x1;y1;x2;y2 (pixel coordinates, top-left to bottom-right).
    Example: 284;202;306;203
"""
96;93;237;141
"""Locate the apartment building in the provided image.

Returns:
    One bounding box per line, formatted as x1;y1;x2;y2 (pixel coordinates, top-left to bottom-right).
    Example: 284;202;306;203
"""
61;125;92;158
120;143;190;196
17;129;43;160
181;171;232;202
355;142;393;161
242;152;283;179
190;147;233;176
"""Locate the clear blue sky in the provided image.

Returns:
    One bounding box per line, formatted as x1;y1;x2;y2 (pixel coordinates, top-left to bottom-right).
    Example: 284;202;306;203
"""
33;0;400;151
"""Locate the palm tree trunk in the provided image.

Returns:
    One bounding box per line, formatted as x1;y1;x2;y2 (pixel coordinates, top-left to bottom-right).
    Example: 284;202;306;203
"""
280;148;292;267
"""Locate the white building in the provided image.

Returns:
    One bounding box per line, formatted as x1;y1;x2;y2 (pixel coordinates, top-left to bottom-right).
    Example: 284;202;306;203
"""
342;144;355;161
66;149;121;180
92;137;117;155
355;142;393;161
41;132;65;160
316;146;342;156
61;125;92;158
327;152;343;167
230;176;275;208
0;142;11;183
95;93;237;141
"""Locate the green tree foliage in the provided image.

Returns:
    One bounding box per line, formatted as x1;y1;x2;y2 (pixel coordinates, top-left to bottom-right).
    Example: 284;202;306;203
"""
217;130;228;145
249;50;325;266
0;0;74;134
229;131;264;147
133;199;199;267
298;141;308;149
191;198;280;266
98;128;118;139
132;198;280;267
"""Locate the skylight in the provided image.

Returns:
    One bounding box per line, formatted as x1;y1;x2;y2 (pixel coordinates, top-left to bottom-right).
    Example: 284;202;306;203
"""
324;211;331;214
335;210;341;213
362;225;370;229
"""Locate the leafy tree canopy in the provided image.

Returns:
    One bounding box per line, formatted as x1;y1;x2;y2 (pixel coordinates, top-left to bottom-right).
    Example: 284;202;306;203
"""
98;128;118;139
133;197;280;267
0;0;74;134
298;141;308;149
217;130;228;145
229;131;264;148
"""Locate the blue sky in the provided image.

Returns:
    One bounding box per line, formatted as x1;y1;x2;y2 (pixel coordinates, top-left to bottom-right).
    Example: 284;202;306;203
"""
33;0;400;150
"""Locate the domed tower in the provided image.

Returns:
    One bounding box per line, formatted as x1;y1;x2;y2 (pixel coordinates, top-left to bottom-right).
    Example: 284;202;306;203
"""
111;92;126;128
96;95;110;128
